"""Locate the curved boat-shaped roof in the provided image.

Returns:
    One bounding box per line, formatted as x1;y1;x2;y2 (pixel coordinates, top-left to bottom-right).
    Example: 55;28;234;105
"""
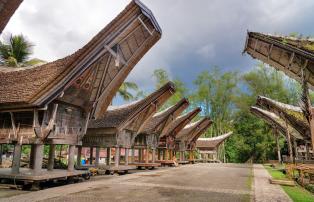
0;0;23;33
256;96;310;139
0;0;162;118
88;82;175;133
177;117;212;141
196;132;233;150
250;106;303;140
160;107;201;138
138;98;189;135
243;31;314;90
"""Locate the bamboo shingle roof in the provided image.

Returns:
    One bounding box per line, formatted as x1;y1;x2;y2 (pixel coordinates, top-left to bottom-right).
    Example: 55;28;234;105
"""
0;0;22;33
250;106;303;140
137;98;189;135
243;31;314;89
160;107;201;138
88;82;175;132
177;117;212;141
0;0;162;116
196;132;233;150
256;96;310;139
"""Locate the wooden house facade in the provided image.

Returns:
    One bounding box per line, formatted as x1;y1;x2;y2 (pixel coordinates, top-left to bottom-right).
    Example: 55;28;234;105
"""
196;132;232;162
175;117;212;162
244;32;314;149
134;98;189;164
158;107;201;161
82;82;175;169
0;0;162;178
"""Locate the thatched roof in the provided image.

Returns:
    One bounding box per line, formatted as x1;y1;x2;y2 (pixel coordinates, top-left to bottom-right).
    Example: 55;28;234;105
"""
160;107;201;138
88;82;175;132
196;132;233;150
0;0;22;33
177;117;212;141
0;0;162;116
137;98;189;135
243;32;314;90
250;106;303;140
256;96;310;139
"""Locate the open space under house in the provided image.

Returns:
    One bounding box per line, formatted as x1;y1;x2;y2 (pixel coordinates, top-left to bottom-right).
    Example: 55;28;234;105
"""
0;0;314;201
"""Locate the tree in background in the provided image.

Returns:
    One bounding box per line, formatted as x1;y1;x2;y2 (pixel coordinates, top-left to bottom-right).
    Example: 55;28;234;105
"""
0;34;34;67
117;81;139;101
152;69;188;109
192;67;238;137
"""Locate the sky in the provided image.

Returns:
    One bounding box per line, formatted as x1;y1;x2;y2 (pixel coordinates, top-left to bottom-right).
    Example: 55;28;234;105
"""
3;0;314;93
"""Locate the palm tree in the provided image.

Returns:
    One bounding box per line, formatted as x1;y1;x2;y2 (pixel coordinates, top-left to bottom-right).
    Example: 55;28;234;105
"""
0;34;33;67
117;81;139;101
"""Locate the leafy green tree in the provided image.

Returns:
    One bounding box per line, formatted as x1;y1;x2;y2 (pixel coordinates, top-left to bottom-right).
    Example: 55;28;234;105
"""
0;34;34;66
192;67;238;137
117;81;139;101
152;69;188;109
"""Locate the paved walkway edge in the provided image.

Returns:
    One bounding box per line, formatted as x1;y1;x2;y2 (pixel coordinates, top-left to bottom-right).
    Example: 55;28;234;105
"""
253;164;292;202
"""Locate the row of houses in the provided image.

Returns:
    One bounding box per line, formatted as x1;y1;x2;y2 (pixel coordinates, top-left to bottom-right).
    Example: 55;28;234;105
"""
244;32;314;163
0;0;232;188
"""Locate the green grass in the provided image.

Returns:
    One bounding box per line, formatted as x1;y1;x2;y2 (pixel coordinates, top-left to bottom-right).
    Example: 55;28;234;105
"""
264;165;314;202
243;164;254;202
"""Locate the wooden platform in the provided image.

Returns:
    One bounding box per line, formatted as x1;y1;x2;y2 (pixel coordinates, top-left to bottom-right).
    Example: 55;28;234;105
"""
130;163;161;170
178;161;189;165
97;164;136;174
155;160;177;167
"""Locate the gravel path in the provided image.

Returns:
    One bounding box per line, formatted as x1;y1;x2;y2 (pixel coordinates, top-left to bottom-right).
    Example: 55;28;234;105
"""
2;164;252;202
253;164;292;202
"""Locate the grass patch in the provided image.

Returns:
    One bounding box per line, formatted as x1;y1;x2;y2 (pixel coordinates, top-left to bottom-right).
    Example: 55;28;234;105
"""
264;165;314;202
242;164;253;202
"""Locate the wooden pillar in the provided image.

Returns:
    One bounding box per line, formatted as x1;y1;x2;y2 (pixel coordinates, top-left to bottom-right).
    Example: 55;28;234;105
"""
89;147;93;165
29;144;35;169
68;145;75;171
305;143;310;160
138;148;142;163
275;133;282;164
0;144;2;165
131;148;135;163
152;149;156;163
165;149;169;160
169;149;173;160
11;144;22;174
179;151;183;161
106;147;111;165
125;148;129;165
145;147;149;164
95;147;100;167
48;144;56;171
285;120;294;162
293;137;298;160
115;146;120;167
32;144;44;173
76;146;82;167
157;149;161;160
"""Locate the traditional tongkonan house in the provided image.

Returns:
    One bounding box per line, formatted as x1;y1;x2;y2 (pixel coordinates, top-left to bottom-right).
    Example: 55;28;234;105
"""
0;0;161;186
256;96;313;161
0;0;23;34
157;107;201;165
243;32;314;150
250;106;304;163
196;132;233;163
175;117;212;163
82;82;175;173
133;98;189;169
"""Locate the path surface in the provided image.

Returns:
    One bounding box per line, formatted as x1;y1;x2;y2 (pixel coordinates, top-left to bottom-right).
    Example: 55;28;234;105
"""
2;164;252;202
253;164;292;202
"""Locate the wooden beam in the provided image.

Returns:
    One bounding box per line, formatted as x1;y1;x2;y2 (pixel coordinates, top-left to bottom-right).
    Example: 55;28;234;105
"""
104;45;127;65
9;112;17;139
138;16;154;36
